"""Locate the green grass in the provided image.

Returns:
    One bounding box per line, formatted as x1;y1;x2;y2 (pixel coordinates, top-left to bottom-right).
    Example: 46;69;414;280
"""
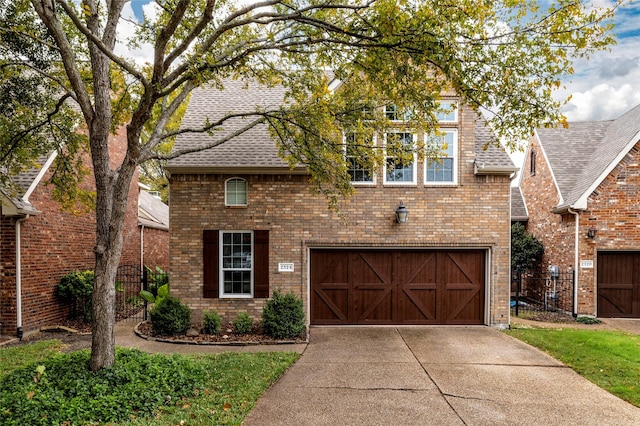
506;328;640;406
0;340;64;379
0;343;298;425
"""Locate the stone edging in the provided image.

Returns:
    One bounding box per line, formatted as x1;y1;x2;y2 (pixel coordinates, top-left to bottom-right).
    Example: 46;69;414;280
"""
133;321;309;346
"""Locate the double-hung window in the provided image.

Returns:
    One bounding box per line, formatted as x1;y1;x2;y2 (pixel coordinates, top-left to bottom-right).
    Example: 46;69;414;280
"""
385;104;410;122
435;100;458;123
384;131;416;184
220;231;253;298
345;132;375;184
425;130;457;184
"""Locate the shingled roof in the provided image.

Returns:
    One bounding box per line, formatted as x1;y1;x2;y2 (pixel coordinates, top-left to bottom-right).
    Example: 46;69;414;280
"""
534;103;640;211
168;78;515;175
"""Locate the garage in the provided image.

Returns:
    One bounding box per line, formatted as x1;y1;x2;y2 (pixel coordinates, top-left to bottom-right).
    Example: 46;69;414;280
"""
598;251;640;318
310;249;486;325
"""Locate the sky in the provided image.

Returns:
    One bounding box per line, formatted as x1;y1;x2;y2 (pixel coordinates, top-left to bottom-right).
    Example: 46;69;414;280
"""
123;1;640;170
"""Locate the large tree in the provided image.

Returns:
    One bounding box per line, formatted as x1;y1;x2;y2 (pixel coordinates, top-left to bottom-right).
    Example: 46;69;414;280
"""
0;0;619;370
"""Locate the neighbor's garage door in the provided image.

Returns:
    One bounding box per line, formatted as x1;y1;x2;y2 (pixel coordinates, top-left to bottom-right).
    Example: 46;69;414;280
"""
598;251;640;318
310;249;485;325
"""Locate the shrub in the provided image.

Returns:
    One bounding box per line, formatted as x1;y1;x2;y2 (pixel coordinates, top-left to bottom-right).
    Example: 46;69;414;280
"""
145;266;169;297
511;222;544;272
202;310;222;335
57;270;94;322
233;312;253;334
0;348;207;425
149;295;191;336
262;290;305;339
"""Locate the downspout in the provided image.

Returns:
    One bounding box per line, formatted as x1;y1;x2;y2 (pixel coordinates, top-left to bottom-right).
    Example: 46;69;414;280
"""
568;208;580;316
15;215;30;339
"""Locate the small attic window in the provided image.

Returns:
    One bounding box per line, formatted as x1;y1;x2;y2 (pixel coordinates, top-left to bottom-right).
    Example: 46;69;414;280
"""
530;150;537;175
225;178;247;206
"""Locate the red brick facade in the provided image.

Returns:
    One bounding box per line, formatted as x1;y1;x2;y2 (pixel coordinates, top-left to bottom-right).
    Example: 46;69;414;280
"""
142;226;169;271
520;137;640;316
169;104;513;327
0;128;145;337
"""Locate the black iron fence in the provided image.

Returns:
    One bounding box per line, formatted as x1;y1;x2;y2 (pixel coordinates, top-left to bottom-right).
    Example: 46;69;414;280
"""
511;268;575;321
115;265;168;323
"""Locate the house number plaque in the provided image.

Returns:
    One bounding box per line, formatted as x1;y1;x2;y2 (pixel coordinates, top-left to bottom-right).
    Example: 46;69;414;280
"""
278;263;295;272
580;260;594;269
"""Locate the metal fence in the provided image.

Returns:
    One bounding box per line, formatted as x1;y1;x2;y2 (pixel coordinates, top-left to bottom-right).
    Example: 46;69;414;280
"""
115;265;168;323
511;268;575;321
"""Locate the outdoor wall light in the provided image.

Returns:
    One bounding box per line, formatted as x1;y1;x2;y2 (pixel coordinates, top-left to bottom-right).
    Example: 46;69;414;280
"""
395;201;409;224
587;226;597;239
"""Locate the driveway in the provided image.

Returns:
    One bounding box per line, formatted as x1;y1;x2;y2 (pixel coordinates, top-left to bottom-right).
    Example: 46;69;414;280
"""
243;327;640;425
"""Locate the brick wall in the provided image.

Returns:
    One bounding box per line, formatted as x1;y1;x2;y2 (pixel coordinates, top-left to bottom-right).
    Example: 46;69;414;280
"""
142;227;169;270
0;127;141;336
169;105;512;327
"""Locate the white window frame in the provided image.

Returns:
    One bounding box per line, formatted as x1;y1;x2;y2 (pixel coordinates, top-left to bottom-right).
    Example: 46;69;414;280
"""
225;177;248;206
219;230;253;298
425;129;458;185
435;100;458;123
384;104;411;122
384;131;417;185
344;132;376;185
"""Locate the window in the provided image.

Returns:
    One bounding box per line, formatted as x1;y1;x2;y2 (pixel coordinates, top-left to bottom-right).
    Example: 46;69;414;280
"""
384;132;416;184
225;178;247;206
425;130;457;184
435;100;458;123
385;104;410;122
530;150;537;175
345;132;375;184
202;230;269;299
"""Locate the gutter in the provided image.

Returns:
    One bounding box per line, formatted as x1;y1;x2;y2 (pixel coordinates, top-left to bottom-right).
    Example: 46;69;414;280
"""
568;208;580;316
473;162;519;177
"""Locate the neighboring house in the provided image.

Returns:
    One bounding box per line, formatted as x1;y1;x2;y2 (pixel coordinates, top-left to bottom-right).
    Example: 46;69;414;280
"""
138;187;170;271
167;78;517;328
0;128;168;338
519;104;640;318
511;187;529;224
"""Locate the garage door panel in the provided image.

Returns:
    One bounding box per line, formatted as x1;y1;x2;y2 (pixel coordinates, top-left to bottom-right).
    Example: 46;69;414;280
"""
310;249;485;325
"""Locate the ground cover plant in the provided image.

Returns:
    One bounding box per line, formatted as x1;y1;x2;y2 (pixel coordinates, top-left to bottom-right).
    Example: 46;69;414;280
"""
0;340;63;379
0;345;298;425
506;328;640;407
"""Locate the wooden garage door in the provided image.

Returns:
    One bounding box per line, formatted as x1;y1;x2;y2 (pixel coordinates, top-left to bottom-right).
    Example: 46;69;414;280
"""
310;249;485;325
598;252;640;318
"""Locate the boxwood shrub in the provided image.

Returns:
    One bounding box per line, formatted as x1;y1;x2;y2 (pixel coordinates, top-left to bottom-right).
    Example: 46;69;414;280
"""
262;290;305;339
149;295;191;336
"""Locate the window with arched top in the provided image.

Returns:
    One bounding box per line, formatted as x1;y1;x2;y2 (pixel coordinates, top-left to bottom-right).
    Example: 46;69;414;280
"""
225;178;247;206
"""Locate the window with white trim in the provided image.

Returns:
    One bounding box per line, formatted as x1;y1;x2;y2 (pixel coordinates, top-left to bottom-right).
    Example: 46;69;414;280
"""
345;132;375;184
220;231;253;297
225;178;247;206
385;104;410;122
425;130;457;184
384;131;416;184
435;100;458;123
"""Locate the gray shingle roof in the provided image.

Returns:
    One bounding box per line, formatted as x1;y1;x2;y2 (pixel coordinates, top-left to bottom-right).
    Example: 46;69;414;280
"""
536;103;640;209
511;187;528;221
138;190;169;230
169;79;516;174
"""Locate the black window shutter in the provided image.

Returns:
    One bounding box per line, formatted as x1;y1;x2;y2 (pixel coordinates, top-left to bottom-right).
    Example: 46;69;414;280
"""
203;230;219;298
254;230;270;298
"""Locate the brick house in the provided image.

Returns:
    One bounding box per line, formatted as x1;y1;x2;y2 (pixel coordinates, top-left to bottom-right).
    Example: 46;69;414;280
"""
0;128;169;338
519;103;640;318
167;79;517;329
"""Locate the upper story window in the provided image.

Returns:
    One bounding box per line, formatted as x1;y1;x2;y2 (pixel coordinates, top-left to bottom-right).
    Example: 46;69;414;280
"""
435;100;458;123
345;132;375;184
530;150;537;175
425;130;457;184
385;104;410;122
384;131;416;184
225;178;247;206
220;231;253;298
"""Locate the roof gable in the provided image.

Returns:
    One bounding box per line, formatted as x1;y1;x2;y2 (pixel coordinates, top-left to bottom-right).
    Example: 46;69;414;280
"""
138;190;169;230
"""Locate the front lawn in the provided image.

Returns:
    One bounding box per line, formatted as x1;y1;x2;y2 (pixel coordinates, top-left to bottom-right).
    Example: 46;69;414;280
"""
505;327;640;407
0;342;298;425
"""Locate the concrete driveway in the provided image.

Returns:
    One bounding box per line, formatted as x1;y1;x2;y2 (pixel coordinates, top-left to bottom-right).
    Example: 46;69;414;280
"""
243;327;640;425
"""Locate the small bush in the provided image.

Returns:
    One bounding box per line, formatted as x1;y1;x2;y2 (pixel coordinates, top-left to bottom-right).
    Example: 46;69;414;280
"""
149;295;191;336
576;316;602;325
57;270;94;321
262;290;305;339
202;310;222;335
233;312;253;334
